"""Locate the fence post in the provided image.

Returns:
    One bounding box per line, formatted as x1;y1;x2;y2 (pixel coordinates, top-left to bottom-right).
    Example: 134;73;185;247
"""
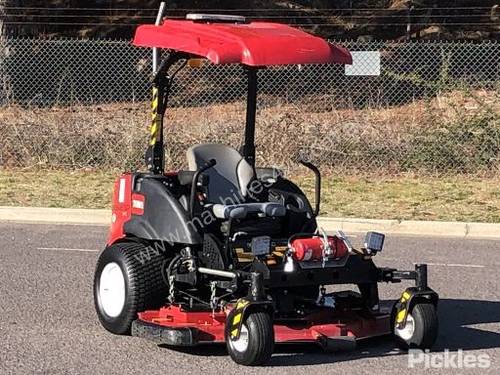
0;3;5;37
406;1;414;41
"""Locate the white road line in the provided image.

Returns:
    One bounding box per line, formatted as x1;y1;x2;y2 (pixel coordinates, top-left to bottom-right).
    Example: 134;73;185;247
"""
37;247;99;253
380;257;486;268
427;262;485;268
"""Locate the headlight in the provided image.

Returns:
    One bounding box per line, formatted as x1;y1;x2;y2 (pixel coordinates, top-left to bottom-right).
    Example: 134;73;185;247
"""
364;231;385;254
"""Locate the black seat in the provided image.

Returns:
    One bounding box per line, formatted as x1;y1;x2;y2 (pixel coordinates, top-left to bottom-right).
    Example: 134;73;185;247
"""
186;143;285;219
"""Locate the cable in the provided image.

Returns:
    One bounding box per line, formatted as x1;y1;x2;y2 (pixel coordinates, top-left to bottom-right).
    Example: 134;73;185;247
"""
4;14;157;19
1;7;496;11
4;14;494;19
292;23;499;26
3;6;496;28
3;22;148;26
4;21;496;27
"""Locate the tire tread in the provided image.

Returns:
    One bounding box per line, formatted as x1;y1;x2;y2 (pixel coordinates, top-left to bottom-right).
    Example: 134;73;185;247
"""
226;311;274;366
94;241;167;335
394;302;438;350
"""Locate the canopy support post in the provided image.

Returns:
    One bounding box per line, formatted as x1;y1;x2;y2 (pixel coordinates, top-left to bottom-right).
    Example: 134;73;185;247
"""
243;67;258;167
146;76;166;174
146;1;168;175
146;53;183;174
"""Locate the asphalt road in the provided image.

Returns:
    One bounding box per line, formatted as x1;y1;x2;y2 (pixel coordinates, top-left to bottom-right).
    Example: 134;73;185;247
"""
1;222;499;374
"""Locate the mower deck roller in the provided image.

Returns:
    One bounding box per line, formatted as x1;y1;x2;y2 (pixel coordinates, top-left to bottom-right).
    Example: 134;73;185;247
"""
93;9;439;367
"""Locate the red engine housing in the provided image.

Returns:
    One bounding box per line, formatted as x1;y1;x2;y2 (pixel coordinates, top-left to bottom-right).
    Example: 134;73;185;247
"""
290;235;348;261
107;173;145;245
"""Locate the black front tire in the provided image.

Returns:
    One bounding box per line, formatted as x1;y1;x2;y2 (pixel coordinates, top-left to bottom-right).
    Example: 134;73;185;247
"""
225;311;274;366
394;303;438;350
93;241;167;335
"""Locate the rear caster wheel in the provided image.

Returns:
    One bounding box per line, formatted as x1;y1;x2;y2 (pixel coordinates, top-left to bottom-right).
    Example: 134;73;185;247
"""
93;241;166;335
394;302;438;350
225;311;274;366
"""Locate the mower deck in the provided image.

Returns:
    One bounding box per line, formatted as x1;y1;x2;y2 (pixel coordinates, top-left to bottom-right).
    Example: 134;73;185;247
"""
131;304;392;348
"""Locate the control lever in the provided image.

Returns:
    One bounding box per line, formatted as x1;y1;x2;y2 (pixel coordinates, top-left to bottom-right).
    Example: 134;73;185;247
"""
189;159;217;219
336;230;354;253
336;230;367;256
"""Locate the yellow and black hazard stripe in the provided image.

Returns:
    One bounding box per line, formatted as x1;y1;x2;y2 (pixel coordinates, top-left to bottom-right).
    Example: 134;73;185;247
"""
229;299;249;340
395;290;411;328
394;287;438;329
150;86;161;146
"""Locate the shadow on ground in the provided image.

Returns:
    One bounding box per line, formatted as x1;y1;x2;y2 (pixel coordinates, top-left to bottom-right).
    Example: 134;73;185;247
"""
161;299;500;367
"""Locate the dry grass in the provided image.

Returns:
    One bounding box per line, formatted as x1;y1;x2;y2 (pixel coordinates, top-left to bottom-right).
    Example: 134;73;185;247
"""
1;89;499;221
1;89;499;174
1;169;499;222
0;169;115;209
297;174;500;222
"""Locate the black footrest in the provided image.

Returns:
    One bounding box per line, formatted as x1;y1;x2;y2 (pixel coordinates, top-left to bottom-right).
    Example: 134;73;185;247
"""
131;319;198;346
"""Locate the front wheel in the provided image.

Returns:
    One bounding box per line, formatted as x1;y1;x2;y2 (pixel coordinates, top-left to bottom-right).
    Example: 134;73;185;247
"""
394;303;438;350
225;311;274;366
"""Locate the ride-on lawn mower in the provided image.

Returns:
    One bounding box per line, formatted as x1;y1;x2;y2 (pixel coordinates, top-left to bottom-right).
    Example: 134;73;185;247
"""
93;9;439;366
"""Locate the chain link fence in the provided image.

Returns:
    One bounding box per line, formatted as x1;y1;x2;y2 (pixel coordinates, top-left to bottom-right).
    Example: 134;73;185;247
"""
0;38;499;175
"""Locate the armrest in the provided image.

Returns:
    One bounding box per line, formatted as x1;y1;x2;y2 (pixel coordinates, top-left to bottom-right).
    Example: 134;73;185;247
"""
255;167;283;183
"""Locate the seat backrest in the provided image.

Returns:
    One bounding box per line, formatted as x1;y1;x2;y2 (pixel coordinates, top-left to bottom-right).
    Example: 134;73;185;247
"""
187;143;254;204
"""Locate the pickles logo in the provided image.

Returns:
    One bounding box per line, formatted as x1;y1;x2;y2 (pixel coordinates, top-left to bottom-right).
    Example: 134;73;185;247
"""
408;349;491;369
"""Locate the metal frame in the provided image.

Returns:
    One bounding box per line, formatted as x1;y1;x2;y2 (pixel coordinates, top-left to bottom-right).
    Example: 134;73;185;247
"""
146;52;186;174
243;67;258;167
131;264;437;347
147;56;260;173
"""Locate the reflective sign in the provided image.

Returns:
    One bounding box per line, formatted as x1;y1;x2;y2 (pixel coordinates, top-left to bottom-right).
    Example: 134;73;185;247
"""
345;51;381;76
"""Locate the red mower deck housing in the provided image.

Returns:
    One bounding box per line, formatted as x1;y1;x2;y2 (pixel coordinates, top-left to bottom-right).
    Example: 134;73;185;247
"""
133;304;391;348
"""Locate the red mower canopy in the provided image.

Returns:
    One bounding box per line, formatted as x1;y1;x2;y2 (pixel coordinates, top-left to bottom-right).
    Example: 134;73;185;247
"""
133;17;352;66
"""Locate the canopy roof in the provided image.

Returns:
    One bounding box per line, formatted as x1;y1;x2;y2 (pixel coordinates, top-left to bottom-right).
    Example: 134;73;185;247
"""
133;18;352;66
